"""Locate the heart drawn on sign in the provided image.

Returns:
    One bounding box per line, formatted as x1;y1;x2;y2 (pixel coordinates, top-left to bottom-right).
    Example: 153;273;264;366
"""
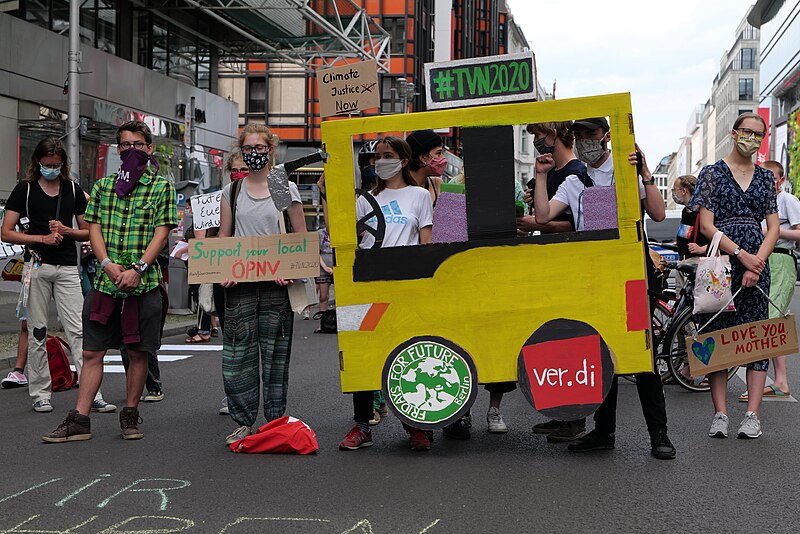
691;337;715;365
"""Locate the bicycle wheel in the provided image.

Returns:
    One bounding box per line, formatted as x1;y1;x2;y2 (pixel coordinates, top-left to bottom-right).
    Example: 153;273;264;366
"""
623;299;674;384
651;300;673;382
666;308;737;392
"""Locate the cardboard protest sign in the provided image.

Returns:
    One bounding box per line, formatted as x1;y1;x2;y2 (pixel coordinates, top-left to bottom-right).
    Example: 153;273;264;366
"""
687;315;799;376
190;191;222;230
518;319;616;421
317;60;379;118
424;52;536;110
187;233;319;284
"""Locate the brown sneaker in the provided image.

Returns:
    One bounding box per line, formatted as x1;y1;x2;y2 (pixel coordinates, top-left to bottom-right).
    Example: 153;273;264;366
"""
42;410;92;443
119;407;144;440
546;419;587;443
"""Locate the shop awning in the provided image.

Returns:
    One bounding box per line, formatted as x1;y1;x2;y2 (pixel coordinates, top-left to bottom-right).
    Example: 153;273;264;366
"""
180;0;391;73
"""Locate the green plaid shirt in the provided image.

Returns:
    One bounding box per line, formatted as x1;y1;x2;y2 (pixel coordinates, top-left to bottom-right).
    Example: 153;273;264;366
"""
85;168;177;296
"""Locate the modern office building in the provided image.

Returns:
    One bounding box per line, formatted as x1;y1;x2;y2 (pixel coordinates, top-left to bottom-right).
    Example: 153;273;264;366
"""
216;0;539;150
0;2;240;202
709;9;760;160
749;0;800;183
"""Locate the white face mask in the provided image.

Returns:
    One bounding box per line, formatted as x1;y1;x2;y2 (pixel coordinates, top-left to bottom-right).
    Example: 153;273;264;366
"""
375;159;403;181
575;138;606;165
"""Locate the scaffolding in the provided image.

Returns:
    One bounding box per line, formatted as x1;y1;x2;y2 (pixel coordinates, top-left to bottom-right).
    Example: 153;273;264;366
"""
179;0;391;73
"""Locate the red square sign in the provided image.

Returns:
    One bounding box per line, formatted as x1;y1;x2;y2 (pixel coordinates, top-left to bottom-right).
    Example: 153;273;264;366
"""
521;334;604;411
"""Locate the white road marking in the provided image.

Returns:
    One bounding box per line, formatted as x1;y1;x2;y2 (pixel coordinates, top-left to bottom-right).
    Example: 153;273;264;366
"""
160;344;222;352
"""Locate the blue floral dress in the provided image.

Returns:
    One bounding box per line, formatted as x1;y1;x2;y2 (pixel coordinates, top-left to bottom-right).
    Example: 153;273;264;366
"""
688;160;778;371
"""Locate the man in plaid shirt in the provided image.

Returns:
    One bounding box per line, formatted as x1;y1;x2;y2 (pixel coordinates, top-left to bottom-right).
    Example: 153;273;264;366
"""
43;121;177;443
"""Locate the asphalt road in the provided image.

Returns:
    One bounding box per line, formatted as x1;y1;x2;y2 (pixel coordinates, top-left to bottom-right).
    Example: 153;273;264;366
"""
2;296;800;533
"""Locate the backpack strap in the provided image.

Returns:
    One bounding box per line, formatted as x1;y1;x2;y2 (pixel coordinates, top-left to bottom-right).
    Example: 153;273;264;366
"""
229;179;243;236
575;168;594;189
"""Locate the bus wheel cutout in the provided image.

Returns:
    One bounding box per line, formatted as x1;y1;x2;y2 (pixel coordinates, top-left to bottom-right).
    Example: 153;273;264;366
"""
518;319;615;421
382;336;478;430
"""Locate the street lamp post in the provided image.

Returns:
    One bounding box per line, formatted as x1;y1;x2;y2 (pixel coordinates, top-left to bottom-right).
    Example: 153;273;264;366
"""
66;0;81;181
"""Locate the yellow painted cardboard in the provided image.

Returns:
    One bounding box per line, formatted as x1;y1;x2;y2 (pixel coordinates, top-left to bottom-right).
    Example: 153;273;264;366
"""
321;93;654;392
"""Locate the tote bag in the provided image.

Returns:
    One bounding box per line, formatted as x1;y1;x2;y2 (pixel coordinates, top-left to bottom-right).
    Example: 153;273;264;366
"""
693;231;736;314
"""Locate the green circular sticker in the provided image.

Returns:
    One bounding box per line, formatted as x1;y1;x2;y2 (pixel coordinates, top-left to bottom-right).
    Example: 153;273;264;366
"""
383;337;477;429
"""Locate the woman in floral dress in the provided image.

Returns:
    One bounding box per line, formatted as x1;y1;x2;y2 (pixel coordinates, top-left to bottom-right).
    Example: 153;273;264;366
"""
689;112;779;439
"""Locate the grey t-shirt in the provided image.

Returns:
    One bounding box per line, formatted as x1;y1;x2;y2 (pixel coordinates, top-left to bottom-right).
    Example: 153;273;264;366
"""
222;180;302;237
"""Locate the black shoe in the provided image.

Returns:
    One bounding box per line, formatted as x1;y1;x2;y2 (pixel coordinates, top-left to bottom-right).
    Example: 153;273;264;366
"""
532;419;561;434
650;429;676;460
546;419;586;443
443;415;472;440
567;430;615;453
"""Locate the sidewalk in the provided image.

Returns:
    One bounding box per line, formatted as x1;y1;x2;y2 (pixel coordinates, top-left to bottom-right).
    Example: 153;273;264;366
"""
0;287;195;372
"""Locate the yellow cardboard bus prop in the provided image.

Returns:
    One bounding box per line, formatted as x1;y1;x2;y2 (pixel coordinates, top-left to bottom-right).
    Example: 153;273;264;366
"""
321;92;653;429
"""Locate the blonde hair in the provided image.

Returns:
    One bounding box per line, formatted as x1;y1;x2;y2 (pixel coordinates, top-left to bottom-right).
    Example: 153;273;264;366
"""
237;123;279;150
675;174;697;194
225;148;244;172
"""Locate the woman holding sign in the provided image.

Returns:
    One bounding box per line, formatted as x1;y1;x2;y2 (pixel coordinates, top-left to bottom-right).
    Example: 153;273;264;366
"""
690;112;779;440
339;136;435;452
217;124;307;446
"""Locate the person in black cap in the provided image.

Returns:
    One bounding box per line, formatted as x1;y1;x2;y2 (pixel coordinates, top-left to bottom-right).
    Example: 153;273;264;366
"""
406;130;447;207
533;117;675;460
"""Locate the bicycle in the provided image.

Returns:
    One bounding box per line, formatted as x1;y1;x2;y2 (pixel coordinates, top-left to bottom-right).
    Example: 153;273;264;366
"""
649;243;738;392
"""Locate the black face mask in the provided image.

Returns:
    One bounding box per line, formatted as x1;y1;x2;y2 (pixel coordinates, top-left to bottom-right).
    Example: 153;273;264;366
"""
361;164;378;187
533;137;555;155
243;151;269;172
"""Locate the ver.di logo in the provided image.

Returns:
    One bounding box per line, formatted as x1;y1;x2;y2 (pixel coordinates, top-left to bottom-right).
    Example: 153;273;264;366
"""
384;337;476;427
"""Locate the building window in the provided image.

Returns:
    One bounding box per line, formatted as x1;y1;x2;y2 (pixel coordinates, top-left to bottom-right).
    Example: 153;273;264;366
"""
382;17;406;54
381;77;405;114
739;78;753;101
248;77;267;115
520;128;529;154
740;47;756;70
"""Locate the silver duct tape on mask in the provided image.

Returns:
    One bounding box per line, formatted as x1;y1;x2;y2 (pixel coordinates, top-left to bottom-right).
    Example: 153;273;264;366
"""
268;149;329;211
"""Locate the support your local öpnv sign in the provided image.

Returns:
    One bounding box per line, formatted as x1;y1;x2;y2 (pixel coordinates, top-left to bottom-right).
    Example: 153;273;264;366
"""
187;234;319;284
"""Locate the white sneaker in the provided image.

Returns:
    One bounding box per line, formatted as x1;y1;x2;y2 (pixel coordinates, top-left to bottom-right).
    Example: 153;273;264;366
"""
737;411;762;439
487;407;508;433
91;399;117;413
219;397;229;415
33;399;53;413
369;409;382;426
225;425;251;445
708;412;728;438
1;371;28;388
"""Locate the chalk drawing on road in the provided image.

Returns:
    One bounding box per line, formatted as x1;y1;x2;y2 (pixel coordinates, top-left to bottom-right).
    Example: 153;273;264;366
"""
97;479;191;511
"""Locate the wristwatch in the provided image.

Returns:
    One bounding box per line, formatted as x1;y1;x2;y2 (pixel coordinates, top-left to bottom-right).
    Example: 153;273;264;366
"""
642;177;655;186
129;260;148;276
733;247;741;257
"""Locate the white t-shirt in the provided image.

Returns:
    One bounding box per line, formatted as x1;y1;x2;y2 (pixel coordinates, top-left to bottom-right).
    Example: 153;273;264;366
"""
551;155;646;231
357;186;433;248
771;191;800;249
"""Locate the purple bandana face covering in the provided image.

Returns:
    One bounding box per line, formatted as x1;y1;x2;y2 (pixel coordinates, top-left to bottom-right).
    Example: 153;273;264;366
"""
116;148;159;198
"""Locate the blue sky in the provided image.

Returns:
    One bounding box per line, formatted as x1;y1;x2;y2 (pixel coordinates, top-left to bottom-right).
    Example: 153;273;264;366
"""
506;0;756;165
